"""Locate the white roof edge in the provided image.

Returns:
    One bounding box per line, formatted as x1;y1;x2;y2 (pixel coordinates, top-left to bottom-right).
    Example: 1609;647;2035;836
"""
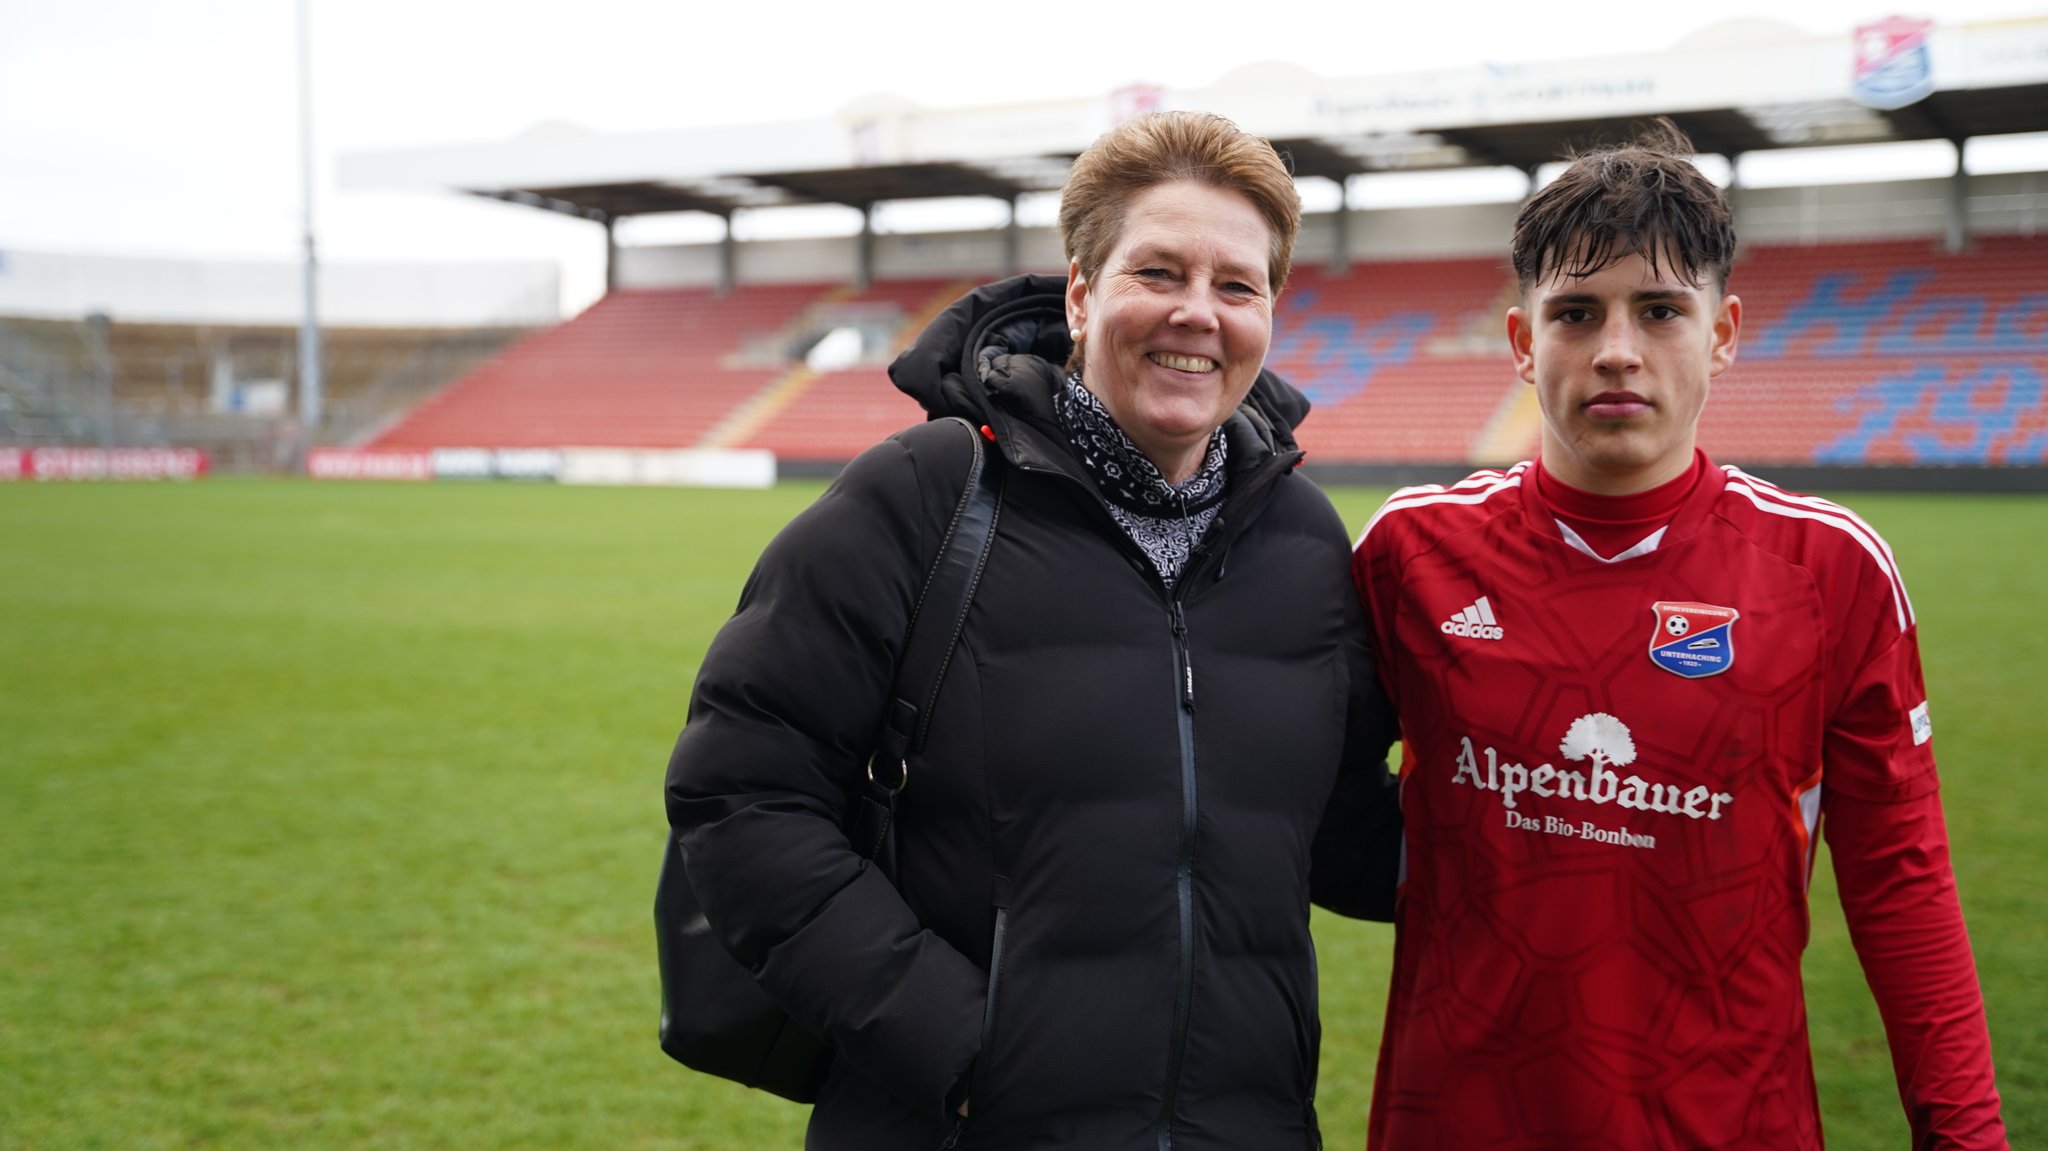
339;15;2048;196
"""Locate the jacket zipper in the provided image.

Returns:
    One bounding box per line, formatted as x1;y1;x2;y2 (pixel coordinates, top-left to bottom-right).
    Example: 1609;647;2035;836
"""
972;876;1011;1113
1009;444;1298;1149
1154;598;1199;1151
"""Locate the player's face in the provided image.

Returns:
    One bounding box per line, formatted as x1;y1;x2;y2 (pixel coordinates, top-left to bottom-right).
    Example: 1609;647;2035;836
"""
1508;251;1740;495
1066;180;1275;484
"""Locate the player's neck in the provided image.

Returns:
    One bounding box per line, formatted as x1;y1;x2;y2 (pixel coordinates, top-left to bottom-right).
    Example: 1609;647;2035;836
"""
1537;451;1704;523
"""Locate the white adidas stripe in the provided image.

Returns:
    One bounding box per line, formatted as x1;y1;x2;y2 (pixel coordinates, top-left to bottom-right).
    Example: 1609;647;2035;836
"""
1722;467;1915;632
1798;779;1824;889
1727;467;1913;607
1357;464;1527;549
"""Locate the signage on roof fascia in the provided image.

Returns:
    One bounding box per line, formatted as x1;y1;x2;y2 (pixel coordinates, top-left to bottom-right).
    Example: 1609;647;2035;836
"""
338;16;2048;198
1853;16;1938;111
1960;17;2048;86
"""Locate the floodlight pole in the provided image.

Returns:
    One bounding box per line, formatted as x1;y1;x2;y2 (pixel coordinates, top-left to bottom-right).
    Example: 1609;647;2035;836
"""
296;0;324;457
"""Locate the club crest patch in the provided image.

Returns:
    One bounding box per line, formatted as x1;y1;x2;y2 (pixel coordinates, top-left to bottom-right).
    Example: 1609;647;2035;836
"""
1649;601;1739;679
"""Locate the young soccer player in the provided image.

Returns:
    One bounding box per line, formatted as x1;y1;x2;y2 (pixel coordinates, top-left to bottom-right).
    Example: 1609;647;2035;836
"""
1348;122;2008;1149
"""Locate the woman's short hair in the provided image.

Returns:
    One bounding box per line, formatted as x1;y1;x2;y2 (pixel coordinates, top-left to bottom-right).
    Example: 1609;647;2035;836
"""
1511;118;1736;295
1058;111;1302;297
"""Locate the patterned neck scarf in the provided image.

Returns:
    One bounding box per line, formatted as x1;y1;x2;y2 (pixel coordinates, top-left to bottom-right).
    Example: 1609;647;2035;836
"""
1054;371;1229;589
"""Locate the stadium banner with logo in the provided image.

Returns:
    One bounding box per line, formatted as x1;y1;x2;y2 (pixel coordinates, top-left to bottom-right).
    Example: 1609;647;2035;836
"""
424;447;563;482
419;444;561;479
1852;16;1937;110
486;449;561;481
306;449;434;481
0;447;211;481
558;448;774;489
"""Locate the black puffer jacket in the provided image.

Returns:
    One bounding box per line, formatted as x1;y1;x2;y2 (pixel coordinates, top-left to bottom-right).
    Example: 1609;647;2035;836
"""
667;275;1397;1150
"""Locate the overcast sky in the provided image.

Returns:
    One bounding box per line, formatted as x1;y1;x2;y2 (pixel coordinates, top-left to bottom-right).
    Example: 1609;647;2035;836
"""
4;0;2045;313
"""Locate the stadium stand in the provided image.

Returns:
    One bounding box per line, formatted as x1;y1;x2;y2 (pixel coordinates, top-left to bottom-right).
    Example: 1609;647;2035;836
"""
1274;260;1520;465
0;316;523;467
369;284;823;451
724;279;972;459
369;279;971;457
350;235;2048;469
1709;236;2048;466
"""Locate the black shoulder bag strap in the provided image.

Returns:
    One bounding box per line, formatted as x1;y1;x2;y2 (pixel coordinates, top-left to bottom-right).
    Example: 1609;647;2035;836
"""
656;414;1004;1103
845;415;1004;873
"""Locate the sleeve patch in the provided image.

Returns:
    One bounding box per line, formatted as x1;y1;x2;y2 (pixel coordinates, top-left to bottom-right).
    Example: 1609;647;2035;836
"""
1909;700;1933;746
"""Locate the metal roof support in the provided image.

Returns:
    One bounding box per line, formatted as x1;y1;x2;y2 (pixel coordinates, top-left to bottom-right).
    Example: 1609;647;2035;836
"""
1946;138;1971;253
718;212;737;298
603;215;618;295
857;202;876;292
86;312;112;451
1332;177;1354;274
1002;195;1020;279
1724;151;1744;242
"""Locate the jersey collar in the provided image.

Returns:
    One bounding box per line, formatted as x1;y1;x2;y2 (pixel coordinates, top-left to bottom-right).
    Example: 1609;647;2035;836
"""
1519;449;1728;562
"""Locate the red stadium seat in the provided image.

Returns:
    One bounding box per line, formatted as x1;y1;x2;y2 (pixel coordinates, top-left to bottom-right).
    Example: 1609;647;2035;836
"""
368;237;2048;467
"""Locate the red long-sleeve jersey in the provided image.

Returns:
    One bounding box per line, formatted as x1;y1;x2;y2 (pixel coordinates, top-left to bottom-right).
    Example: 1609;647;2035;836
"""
1350;454;2005;1150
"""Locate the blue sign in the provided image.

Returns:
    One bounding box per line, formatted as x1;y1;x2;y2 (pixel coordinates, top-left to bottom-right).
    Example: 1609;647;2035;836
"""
1852;17;1936;111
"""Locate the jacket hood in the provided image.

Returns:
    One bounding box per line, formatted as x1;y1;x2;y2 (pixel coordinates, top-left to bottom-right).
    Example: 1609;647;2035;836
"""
887;274;1314;453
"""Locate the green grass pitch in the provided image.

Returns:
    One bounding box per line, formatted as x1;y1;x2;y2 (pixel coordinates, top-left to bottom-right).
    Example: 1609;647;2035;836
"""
1;478;2040;1149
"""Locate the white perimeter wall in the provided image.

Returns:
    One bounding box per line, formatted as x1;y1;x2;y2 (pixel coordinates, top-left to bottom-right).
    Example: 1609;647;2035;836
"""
615;173;2048;290
0;249;561;327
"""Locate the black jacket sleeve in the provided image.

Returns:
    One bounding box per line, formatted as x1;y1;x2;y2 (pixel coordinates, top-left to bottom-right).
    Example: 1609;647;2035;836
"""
1310;573;1404;922
665;427;986;1110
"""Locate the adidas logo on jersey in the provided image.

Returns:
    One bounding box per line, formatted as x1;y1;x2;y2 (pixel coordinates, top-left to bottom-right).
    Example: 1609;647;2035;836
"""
1441;596;1504;641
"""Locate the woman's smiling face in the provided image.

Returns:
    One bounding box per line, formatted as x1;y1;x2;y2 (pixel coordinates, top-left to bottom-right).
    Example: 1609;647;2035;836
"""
1066;180;1276;484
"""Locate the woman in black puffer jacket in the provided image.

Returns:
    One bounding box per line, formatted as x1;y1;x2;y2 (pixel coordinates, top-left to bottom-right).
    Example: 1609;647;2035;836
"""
667;110;1399;1151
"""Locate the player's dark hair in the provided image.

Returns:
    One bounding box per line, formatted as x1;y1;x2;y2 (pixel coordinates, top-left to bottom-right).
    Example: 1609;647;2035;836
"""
1511;118;1736;294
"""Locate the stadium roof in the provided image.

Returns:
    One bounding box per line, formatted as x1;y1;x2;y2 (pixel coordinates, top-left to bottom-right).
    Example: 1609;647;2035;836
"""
342;15;2048;224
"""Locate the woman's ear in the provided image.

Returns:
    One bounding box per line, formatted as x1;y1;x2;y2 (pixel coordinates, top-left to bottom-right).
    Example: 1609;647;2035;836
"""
1065;257;1088;338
